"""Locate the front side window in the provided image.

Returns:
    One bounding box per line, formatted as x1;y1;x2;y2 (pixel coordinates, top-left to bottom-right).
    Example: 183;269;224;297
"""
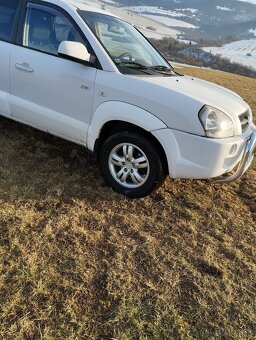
78;11;175;75
22;4;85;56
0;0;19;42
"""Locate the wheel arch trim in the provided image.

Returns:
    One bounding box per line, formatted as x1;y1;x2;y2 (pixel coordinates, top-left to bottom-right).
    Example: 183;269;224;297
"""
87;101;167;151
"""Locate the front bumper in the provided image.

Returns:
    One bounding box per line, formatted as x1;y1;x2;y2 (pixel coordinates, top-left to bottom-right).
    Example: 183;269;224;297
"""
152;124;256;180
211;129;256;183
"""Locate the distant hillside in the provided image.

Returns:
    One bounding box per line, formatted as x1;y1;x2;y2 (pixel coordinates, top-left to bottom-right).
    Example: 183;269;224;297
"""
203;39;256;71
150;37;256;78
115;0;256;42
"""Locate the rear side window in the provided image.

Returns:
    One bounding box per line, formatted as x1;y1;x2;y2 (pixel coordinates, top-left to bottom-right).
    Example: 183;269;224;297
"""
0;0;19;42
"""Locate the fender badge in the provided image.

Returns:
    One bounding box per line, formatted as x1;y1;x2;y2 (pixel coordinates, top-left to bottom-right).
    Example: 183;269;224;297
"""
99;91;108;97
81;85;89;90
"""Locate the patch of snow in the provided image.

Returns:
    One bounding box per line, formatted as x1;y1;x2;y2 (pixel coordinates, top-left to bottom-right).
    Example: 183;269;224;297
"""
172;62;213;70
177;39;197;45
101;0;117;4
122;6;186;17
76;0;103;9
249;28;256;36
137;27;177;39
216;6;233;11
142;15;199;29
109;7;182;39
203;39;256;70
234;13;253;21
235;0;256;5
177;8;198;14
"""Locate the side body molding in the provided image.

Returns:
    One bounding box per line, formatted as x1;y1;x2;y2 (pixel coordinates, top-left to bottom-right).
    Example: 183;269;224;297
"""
87;101;167;151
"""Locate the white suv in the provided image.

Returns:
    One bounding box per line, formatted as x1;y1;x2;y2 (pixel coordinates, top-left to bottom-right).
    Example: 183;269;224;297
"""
0;0;255;197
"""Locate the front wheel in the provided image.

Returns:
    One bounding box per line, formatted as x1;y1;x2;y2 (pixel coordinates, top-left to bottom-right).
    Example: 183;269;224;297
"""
99;131;166;198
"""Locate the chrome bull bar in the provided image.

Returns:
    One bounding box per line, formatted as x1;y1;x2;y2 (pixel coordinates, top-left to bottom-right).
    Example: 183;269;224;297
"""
212;129;256;184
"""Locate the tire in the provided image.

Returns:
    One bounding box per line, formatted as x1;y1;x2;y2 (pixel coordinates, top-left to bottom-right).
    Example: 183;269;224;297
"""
99;131;166;198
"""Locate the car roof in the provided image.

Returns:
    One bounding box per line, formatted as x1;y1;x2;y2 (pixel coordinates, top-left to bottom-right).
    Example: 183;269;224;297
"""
41;0;118;17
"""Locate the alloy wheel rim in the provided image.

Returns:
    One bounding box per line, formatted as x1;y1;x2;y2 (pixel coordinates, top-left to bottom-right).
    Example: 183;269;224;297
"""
108;143;150;189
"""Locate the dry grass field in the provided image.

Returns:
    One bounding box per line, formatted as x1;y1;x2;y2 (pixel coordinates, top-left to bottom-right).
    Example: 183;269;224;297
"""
0;67;255;339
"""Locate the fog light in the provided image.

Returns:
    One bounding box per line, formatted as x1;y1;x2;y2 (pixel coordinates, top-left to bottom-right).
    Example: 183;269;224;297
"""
229;144;237;156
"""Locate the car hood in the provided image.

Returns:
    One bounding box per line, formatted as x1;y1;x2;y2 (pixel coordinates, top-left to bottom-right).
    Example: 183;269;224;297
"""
143;75;249;118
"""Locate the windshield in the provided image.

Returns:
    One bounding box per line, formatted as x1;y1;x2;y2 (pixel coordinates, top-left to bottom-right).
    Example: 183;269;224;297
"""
78;10;174;75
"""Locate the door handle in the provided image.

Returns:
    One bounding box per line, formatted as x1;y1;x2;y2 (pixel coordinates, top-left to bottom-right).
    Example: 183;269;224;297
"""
15;63;34;73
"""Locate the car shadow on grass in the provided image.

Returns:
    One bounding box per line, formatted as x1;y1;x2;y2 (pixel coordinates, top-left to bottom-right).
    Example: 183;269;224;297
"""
0;116;115;203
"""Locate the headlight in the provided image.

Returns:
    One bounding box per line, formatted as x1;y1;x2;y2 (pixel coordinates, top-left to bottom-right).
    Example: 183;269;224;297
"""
199;105;235;138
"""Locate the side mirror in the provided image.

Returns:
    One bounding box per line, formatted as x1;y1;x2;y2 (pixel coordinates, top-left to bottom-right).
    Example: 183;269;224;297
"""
58;41;94;64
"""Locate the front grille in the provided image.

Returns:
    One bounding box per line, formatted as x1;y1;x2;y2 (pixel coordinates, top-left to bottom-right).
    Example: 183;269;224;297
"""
239;110;250;133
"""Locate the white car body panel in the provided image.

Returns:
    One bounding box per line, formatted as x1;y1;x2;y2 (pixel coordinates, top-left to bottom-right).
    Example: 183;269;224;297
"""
87;100;167;151
92;71;205;136
10;46;96;144
0;42;12;117
153;125;255;179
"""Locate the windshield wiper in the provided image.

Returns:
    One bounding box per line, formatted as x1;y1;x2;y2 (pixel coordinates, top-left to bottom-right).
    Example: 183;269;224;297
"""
150;65;183;75
149;65;183;76
149;65;173;72
116;61;183;76
116;62;172;71
116;61;148;69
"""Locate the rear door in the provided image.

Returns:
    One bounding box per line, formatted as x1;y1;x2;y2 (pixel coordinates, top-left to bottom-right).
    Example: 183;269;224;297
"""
10;1;97;145
0;0;21;118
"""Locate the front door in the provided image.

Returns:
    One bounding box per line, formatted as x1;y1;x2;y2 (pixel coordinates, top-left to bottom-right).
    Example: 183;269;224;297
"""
10;2;97;145
0;0;20;118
